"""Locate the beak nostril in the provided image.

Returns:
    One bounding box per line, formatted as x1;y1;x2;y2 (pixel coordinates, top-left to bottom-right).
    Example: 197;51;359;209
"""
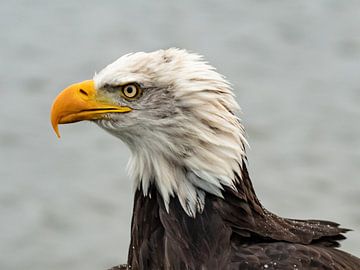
79;89;88;96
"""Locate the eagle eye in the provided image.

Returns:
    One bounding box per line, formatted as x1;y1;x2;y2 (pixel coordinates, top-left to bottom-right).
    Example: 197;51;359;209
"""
121;83;141;100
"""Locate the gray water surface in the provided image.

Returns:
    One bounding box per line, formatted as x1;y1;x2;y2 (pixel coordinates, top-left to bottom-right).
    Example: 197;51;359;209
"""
0;1;359;269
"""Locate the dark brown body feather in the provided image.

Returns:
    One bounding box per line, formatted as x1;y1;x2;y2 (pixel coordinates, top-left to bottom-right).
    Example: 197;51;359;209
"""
116;163;360;270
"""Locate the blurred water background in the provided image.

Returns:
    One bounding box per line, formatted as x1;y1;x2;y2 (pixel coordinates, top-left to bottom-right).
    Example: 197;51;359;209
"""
0;0;359;269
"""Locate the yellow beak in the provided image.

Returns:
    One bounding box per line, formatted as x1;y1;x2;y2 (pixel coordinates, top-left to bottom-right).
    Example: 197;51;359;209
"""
51;80;131;138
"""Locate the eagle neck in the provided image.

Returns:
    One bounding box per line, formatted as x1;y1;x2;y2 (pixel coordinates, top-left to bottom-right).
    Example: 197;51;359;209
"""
127;162;265;269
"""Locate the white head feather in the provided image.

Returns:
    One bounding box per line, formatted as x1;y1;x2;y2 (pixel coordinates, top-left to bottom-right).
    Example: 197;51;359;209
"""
93;48;247;217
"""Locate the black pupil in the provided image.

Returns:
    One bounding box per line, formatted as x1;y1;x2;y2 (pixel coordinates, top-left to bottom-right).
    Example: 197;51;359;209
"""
126;86;133;94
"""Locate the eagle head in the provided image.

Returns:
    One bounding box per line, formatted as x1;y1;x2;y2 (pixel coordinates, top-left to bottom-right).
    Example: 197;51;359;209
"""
51;48;247;216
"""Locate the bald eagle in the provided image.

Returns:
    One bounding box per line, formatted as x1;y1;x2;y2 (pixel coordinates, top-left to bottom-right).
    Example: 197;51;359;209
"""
51;49;360;270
